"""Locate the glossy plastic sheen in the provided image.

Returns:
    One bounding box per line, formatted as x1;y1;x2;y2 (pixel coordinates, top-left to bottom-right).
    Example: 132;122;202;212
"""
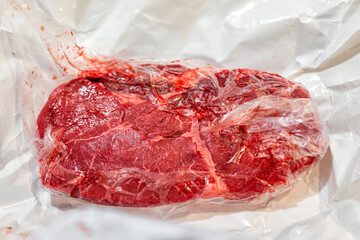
37;63;327;207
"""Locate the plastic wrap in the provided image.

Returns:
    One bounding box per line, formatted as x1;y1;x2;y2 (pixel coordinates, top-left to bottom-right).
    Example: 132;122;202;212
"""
37;65;328;207
5;0;327;208
1;0;360;239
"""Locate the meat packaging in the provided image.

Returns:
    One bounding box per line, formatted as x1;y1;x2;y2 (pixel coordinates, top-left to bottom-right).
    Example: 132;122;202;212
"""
37;62;328;207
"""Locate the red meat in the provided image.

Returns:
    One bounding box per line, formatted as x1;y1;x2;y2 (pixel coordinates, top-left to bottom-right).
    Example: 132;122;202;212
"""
37;64;326;207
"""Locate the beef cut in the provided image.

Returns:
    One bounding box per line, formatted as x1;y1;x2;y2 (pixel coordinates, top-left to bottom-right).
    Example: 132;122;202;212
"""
37;63;327;207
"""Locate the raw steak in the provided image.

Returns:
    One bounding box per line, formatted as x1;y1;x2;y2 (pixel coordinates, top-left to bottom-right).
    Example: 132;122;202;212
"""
37;63;327;207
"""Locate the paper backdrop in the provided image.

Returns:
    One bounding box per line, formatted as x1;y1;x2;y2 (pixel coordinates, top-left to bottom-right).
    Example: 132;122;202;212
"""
0;0;360;239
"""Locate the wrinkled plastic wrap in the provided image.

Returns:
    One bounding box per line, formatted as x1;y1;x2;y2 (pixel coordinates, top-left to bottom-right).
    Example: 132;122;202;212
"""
37;65;327;207
1;0;360;239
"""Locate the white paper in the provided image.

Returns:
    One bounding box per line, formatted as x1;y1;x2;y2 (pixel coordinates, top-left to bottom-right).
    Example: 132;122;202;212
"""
0;0;360;239
29;207;232;240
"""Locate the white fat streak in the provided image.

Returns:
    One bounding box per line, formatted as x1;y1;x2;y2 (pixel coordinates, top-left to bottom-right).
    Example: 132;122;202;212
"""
186;118;229;197
116;93;146;105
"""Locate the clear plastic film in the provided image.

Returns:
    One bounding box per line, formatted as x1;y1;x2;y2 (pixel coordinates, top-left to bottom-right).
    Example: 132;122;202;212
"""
1;0;360;239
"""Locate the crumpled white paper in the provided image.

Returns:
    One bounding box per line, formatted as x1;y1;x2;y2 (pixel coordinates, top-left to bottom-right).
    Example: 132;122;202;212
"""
29;207;232;240
0;0;360;239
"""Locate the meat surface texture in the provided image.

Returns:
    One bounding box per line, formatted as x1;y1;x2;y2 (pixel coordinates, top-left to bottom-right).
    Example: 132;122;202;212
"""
37;63;327;207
